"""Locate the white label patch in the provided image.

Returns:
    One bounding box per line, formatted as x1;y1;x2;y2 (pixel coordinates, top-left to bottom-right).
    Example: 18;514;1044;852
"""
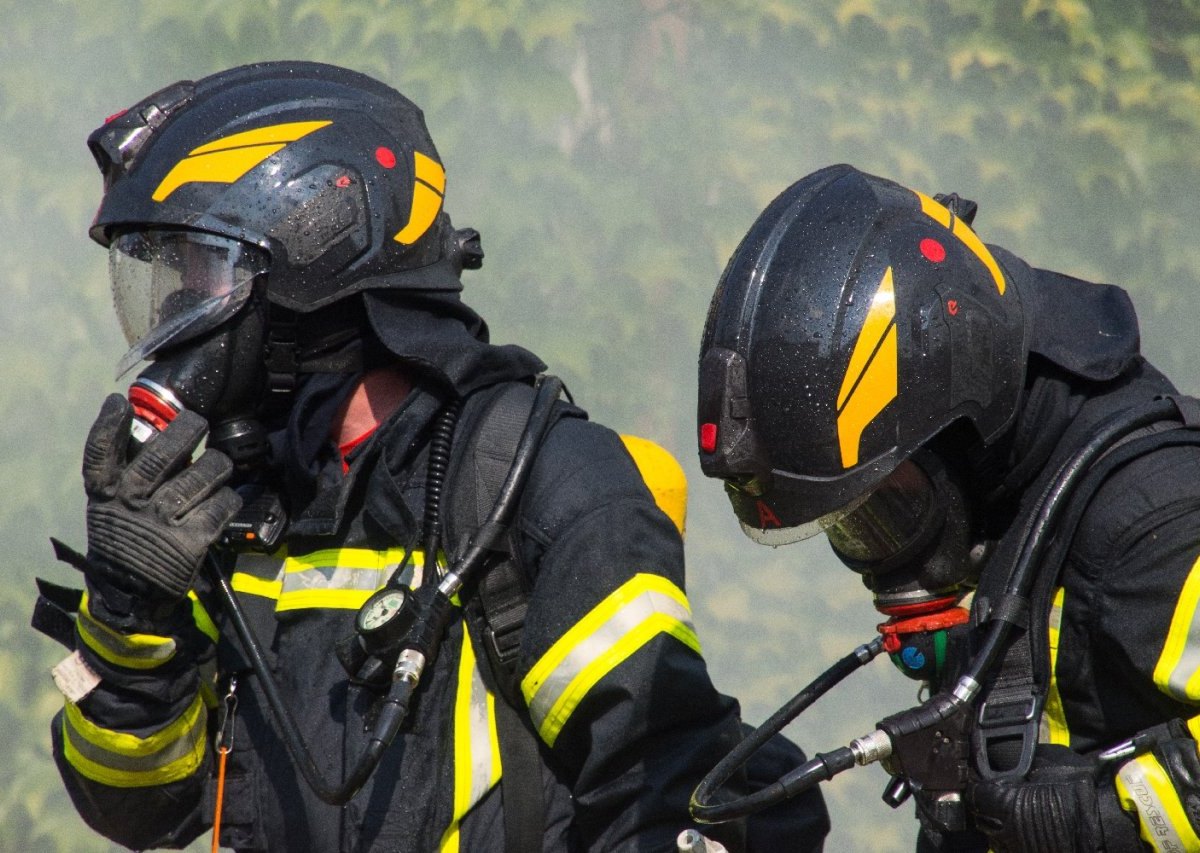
52;650;101;702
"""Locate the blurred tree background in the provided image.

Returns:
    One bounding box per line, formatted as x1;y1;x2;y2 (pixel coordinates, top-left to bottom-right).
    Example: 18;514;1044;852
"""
4;0;1200;849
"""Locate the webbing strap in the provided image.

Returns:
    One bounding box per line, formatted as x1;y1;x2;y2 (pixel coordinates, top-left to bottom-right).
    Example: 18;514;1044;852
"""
494;683;546;853
975;413;1200;781
31;577;83;650
448;380;560;853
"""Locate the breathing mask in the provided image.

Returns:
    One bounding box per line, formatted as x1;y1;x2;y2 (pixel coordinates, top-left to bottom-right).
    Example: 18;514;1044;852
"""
112;228;273;466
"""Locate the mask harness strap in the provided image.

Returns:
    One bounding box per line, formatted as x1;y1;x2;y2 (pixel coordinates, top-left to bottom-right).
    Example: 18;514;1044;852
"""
691;396;1196;826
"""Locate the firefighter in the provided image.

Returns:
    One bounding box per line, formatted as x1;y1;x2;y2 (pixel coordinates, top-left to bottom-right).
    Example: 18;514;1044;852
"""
39;62;830;852
696;163;1200;851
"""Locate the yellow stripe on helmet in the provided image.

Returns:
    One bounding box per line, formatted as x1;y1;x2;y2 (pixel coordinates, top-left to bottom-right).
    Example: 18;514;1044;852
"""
915;190;1005;295
836;266;898;468
152;120;332;201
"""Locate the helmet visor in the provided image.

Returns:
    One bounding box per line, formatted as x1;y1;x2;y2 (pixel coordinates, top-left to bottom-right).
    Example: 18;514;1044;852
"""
733;459;937;559
734;485;871;546
110;230;268;377
822;460;938;564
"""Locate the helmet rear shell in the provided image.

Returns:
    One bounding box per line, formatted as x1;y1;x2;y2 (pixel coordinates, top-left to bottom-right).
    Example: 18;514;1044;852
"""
88;61;457;312
699;165;1027;530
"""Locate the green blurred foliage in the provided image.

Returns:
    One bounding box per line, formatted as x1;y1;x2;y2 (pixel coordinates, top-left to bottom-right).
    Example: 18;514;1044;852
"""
4;0;1200;849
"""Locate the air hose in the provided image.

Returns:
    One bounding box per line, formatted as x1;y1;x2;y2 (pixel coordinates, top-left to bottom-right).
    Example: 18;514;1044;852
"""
692;397;1185;823
207;376;564;805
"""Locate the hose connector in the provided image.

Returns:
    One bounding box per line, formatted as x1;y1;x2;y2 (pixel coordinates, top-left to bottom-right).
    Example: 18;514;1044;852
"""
393;648;426;685
849;729;893;766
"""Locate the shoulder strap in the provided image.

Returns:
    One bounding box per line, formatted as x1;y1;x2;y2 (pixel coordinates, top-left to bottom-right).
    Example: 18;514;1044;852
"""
445;377;564;853
447;381;544;700
974;398;1200;780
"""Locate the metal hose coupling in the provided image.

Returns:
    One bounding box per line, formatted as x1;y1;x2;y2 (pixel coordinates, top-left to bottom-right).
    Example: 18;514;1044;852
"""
849;729;893;766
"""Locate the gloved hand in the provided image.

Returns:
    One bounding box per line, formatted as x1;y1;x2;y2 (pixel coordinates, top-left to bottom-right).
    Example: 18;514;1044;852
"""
1113;724;1200;852
83;393;242;602
969;745;1141;852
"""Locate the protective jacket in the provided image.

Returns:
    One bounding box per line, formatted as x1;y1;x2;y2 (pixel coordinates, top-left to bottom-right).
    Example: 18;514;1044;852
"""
46;298;829;853
917;251;1200;850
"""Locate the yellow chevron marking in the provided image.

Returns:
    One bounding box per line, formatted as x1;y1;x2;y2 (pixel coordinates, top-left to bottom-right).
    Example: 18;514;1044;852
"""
836;266;898;468
915;191;1005;295
152;120;332;202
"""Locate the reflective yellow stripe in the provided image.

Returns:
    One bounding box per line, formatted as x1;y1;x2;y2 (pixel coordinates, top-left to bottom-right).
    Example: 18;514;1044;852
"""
231;572;283;600
915;190;1006;295
521;573;700;747
1153;554;1200;701
439;631;502;852
76;592;177;670
153;120;331;201
275;588;377;612
188;591;219;643
1116;752;1200;852
836;266;898;469
277;547;421;611
230;547;426;611
1039;587;1071;746
62;694;207;788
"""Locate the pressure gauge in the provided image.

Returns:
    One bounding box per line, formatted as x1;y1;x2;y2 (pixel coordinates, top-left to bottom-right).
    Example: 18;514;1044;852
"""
356;585;418;655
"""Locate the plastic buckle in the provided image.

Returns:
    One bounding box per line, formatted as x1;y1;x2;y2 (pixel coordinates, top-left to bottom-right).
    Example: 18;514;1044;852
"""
973;694;1043;781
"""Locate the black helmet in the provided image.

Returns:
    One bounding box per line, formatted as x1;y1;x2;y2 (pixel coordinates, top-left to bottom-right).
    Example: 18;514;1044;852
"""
698;165;1028;556
88;61;483;373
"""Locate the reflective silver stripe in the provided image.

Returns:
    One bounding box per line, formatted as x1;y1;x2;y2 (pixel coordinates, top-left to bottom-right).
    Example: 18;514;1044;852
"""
232;547;427;611
524;575;698;745
439;631;500;851
77;605;177;668
62;695;207;786
1153;554;1200;700
465;641;497;805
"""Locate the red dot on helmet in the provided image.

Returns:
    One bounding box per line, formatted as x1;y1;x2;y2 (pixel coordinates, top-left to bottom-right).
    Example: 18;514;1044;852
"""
700;422;718;453
375;147;397;169
920;238;946;263
335;175;351;188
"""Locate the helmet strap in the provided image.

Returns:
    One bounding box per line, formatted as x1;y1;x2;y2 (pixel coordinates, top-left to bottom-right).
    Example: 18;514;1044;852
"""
264;304;301;402
263;301;367;407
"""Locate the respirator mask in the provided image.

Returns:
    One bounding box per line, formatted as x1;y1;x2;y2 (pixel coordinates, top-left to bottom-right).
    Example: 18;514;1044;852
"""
110;228;272;466
820;450;982;615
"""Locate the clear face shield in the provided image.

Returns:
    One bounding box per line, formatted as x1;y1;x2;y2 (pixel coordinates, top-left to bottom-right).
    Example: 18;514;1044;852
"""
732;453;978;612
737;459;938;559
110;229;269;377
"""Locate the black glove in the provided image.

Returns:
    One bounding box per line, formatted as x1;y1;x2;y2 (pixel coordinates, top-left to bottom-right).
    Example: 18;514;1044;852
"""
969;745;1141;852
83;393;242;602
1111;724;1200;852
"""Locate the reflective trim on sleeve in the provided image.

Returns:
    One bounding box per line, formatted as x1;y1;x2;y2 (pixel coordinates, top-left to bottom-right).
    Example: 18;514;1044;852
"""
438;630;502;852
62;693;207;788
521;573;701;747
76;592;177;670
1115;752;1200;853
1039;587;1071;746
1153;554;1200;701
